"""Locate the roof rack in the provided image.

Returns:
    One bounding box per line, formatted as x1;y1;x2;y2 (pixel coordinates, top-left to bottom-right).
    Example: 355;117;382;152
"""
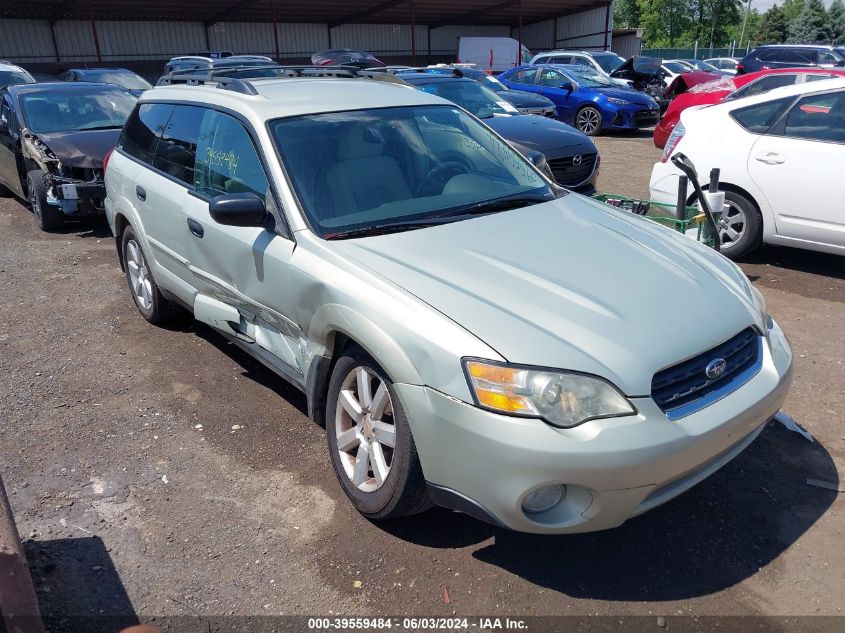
158;64;406;93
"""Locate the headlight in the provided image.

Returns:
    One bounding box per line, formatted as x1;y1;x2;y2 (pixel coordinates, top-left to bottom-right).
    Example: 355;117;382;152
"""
463;359;636;427
607;97;630;105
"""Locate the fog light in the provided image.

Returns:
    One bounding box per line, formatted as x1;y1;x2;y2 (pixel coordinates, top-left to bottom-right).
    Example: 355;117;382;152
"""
522;485;566;514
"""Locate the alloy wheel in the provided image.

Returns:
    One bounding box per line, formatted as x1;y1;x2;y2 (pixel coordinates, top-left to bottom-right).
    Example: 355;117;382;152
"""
576;108;600;134
334;366;396;493
126;239;153;310
718;200;747;248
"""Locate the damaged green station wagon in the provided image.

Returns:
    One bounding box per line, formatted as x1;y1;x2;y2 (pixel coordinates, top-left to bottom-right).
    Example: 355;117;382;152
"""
104;68;792;533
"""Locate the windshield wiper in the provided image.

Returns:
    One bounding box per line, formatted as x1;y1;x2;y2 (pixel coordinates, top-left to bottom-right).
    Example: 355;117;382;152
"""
77;124;122;131
438;193;554;218
324;218;450;240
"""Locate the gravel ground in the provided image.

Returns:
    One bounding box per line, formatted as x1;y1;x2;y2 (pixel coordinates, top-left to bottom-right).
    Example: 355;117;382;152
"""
1;132;843;631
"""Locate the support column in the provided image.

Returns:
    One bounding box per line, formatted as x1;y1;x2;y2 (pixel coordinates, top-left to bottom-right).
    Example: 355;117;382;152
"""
49;22;60;63
604;2;611;51
272;0;280;62
88;2;102;63
410;0;416;66
517;0;523;65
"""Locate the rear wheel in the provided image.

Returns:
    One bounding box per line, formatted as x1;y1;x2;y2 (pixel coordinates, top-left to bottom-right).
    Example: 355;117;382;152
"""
27;170;62;231
575;106;603;136
121;226;177;324
713;190;762;259
326;347;432;520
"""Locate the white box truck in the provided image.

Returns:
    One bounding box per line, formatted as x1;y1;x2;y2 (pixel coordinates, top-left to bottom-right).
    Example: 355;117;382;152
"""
457;37;531;73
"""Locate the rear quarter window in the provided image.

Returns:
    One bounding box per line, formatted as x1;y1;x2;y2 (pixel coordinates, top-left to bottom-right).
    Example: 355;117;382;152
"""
120;103;174;165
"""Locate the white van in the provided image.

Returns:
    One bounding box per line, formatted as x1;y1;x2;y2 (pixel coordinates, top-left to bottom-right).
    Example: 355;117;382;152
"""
457;37;531;73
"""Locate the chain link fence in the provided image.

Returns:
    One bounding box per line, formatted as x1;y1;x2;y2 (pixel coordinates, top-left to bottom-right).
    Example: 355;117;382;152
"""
642;47;749;60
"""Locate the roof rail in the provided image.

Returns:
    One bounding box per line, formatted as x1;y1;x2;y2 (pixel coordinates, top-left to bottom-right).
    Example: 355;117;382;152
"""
384;66;465;78
158;71;259;95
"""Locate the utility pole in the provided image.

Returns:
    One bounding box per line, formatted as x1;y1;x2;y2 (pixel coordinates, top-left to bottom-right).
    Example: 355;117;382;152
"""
739;0;753;50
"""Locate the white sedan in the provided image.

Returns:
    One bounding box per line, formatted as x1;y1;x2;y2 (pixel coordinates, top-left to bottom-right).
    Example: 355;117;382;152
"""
650;77;845;258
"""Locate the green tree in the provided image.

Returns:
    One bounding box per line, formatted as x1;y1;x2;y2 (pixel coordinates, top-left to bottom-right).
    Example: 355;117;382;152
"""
755;4;788;44
614;0;641;29
781;0;806;26
829;0;845;44
638;0;696;46
787;0;830;43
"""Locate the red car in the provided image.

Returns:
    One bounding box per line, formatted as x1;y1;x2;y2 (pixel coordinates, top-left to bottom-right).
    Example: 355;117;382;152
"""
653;67;845;148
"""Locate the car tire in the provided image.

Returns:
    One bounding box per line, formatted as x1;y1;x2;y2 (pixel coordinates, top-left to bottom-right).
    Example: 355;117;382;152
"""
711;190;763;259
326;346;433;520
27;170;62;231
575;106;603;136
121;226;178;324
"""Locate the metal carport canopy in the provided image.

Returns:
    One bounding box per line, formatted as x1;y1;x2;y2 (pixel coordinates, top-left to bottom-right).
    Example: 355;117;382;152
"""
5;0;608;27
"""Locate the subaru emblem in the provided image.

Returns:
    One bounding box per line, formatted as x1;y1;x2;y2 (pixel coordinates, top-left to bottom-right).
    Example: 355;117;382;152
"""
572;154;583;165
705;358;727;379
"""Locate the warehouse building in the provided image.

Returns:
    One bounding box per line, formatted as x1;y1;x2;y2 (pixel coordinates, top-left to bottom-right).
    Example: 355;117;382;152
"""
0;0;616;78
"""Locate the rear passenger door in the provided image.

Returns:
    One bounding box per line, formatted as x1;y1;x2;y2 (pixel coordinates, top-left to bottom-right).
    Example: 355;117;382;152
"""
185;109;304;376
748;89;845;248
124;103;207;302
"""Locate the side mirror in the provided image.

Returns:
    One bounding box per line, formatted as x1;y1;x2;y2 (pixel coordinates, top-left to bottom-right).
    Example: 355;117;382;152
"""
209;192;268;227
835;60;845;67
560;81;573;91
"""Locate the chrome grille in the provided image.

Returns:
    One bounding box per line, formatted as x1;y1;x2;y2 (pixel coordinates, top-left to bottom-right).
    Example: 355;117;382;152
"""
651;327;762;419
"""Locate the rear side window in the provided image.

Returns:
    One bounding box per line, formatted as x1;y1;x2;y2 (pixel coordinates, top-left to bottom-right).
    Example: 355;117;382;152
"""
194;110;268;200
120;103;173;165
732;74;797;99
153;104;203;184
781;49;815;64
782;91;845;143
731;97;793;133
510;68;539;84
756;48;783;62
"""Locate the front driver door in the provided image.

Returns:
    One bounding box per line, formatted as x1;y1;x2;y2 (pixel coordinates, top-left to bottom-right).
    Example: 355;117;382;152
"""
0;94;24;197
748;89;845;248
536;68;577;123
185;108;304;378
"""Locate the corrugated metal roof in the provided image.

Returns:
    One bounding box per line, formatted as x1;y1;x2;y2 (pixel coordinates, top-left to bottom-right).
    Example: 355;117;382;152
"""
5;0;610;28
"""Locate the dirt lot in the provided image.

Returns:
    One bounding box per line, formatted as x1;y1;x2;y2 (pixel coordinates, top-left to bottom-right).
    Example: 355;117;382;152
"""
1;132;843;631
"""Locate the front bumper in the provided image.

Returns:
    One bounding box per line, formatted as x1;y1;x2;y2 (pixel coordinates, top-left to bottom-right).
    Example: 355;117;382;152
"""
400;322;792;534
606;106;661;130
46;178;106;216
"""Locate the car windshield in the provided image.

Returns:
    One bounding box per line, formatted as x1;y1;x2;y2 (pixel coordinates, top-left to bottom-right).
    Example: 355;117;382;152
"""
413;80;514;118
663;62;688;74
20;86;137;134
79;70;151;90
270;105;552;238
0;70;34;87
567;69;617;88
684;60;719;72
593;53;625;74
476;73;508;92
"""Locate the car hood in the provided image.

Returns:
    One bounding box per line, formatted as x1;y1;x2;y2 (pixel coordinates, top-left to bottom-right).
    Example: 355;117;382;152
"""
485;115;595;155
592;86;656;105
34;129;120;168
610;56;663;78
331;196;761;396
498;89;554;108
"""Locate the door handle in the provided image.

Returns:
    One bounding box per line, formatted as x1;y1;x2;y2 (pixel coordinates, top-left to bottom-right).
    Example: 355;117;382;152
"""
755;153;785;165
187;218;204;238
135;185;146;201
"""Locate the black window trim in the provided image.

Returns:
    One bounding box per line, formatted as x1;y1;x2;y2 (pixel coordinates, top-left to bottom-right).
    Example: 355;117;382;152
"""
117;99;293;241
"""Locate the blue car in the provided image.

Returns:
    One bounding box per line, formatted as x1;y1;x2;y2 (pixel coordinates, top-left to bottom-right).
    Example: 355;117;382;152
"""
498;64;661;136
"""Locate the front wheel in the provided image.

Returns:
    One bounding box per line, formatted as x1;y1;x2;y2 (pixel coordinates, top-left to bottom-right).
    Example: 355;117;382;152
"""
326;347;432;520
575;106;603;136
27;170;62;231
